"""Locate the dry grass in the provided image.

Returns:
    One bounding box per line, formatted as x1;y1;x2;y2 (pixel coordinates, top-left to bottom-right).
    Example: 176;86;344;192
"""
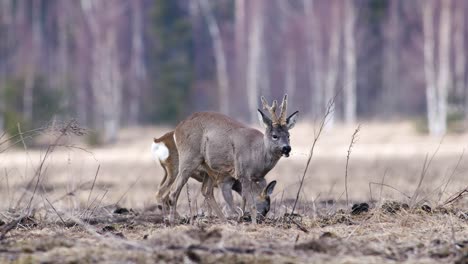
0;122;467;263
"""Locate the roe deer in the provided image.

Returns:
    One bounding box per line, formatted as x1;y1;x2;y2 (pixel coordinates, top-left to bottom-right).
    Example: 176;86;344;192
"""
152;131;274;218
168;94;298;223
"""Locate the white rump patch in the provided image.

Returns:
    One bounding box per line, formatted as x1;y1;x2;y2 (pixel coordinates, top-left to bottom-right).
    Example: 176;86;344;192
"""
151;142;170;161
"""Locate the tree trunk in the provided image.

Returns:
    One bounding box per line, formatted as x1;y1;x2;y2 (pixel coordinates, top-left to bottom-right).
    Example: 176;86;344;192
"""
453;1;465;108
247;0;264;123
80;0;123;143
422;0;438;135
382;0;400;117
198;0;230;115
129;0;146;125
235;0;246;118
304;0;324;116
436;0;451;136
57;1;70;113
423;0;452;136
343;0;357;124
323;2;340;128
24;0;42;124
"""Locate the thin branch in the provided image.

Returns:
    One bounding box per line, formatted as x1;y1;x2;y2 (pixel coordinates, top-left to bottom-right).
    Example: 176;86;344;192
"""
114;173;144;206
368;182;411;199
290;95;337;217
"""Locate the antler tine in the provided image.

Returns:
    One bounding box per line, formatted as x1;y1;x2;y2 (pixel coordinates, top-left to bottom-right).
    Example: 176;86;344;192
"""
279;94;288;124
260;96;279;122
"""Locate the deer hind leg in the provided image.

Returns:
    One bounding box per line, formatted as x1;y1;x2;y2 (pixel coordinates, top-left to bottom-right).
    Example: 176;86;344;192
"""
168;155;202;222
158;165;180;212
220;178;237;218
201;173;226;222
155;164;170;210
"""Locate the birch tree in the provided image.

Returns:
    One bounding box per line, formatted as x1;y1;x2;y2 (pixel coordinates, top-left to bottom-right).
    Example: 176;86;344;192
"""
304;0;324;116
80;0;123;143
422;0;452;136
235;0;246;117
343;1;357;124
247;0;264;123
198;0;230;115
323;2;341;127
453;1;465;103
382;0;400;117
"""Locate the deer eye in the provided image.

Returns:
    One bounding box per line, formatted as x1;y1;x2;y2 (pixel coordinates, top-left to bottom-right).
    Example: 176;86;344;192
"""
272;135;279;140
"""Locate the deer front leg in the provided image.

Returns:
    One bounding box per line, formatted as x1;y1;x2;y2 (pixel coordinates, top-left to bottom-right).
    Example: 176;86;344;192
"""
201;174;226;222
241;179;258;224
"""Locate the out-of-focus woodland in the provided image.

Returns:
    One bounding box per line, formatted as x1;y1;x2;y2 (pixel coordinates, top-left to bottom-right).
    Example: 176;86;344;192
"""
0;0;467;143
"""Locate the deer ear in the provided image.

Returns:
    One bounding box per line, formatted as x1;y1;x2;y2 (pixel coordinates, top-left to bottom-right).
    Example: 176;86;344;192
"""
263;180;277;196
257;109;272;128
286;111;299;130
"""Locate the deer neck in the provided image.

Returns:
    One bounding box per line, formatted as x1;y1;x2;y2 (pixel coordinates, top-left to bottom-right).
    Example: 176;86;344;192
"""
262;136;282;170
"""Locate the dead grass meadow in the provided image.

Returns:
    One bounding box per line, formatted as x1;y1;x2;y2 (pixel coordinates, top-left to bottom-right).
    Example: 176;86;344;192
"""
0;121;467;263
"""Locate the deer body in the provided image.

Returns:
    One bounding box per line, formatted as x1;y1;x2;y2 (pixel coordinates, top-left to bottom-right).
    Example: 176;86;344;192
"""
169;95;298;223
152;131;242;214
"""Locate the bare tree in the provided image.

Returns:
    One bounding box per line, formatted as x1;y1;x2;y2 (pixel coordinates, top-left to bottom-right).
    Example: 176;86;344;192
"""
323;2;341;127
382;0;400;117
453;1;465;105
343;0;357;124
247;0;264;123
128;0;146;125
422;0;452;136
23;0;42;124
0;0;14;131
198;0;230;115
304;0;323;116
235;0;246;117
80;0;123;143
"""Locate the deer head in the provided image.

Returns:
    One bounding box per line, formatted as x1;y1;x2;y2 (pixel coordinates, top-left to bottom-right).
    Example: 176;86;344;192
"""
257;94;299;157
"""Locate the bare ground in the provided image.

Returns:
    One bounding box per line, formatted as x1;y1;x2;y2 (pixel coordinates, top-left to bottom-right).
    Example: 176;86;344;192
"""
0;122;467;263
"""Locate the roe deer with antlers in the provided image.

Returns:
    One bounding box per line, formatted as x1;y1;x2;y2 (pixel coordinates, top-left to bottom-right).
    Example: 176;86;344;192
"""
152;131;275;219
168;95;298;223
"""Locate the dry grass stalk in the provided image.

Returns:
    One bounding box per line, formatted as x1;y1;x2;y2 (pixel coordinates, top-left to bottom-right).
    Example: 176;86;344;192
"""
345;124;360;209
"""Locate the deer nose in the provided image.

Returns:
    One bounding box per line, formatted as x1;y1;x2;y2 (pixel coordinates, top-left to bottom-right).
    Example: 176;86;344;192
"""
282;146;291;155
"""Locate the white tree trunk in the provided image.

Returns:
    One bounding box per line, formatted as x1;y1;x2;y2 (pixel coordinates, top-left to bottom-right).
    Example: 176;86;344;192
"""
198;0;230;115
235;0;246;117
436;0;451;136
247;0;264;123
323;3;340;128
382;0;400;116
343;1;357;124
422;1;438;135
81;0;123;143
304;0;324;116
285;49;296;102
423;0;451;136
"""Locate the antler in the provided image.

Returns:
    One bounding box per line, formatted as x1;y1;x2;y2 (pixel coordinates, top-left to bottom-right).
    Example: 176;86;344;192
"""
261;96;279;123
261;94;288;125
278;94;288;125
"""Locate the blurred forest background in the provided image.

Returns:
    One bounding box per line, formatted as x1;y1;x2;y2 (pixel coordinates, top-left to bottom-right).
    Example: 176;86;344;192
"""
0;0;467;144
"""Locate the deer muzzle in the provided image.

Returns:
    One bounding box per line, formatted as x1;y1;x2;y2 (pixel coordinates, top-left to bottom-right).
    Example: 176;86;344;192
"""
281;146;291;157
